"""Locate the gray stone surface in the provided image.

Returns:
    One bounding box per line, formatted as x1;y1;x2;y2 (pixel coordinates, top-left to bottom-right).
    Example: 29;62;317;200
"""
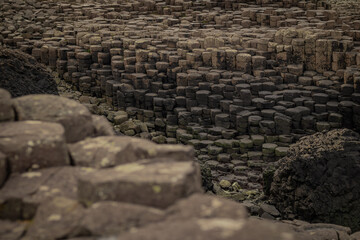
69;136;194;168
77;159;202;208
0;89;14;122
0;121;69;173
14;95;94;143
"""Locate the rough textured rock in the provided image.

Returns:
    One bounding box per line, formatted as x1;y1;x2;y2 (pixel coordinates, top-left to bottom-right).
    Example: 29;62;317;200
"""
0;152;7;188
23;197;85;240
0;167;90;220
0;220;28;240
68;136;130;168
299;223;351;240
78;159;202;208
0;47;58;97
0;121;69;173
352;232;360;240
118;217;313;240
14;95;94;143
69;136;194;168
270;129;360;231
166;194;248;220
0;89;14;122
91;115;115;137
80;201;165;236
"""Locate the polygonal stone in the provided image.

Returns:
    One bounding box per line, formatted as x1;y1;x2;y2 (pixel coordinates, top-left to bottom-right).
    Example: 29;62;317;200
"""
80;201;165;236
23;197;85;240
239;139;253;149
316;122;331;131
275;147;289;157
69;136;194;168
119;217;312;240
13;95;94;143
0;167;90;220
0;121;69;173
274;115;292;135
251;135;265;146
262;143;278;156
0;88;15;122
0;152;7;187
166;194;248;220
217;154;231;163
91;115;115;137
78;160;202;208
236;53;252;73
252;56;266;70
0;220;28;240
215;114;230;128
214;139;233;149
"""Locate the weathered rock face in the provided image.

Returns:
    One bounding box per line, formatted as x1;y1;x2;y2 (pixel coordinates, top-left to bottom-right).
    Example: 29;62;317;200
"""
0;47;58;97
23;197;85;240
118;217;313;240
269;129;360;231
79;201;165;237
0;166;92;220
0;220;27;240
0;152;7;188
69;136;194;168
14;95;95;143
166;193;248;220
77;159;202;209
0;89;15;122
0;121;69;173
91;115;116;137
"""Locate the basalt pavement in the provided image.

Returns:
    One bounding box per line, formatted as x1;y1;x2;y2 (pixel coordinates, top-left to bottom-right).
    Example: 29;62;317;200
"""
1;0;360;209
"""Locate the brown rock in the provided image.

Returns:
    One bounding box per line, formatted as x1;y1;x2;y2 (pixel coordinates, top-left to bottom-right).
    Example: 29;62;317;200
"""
65;238;95;240
300;223;351;240
0;152;7;187
352;232;360;240
0;121;69;173
13;95;94;143
91;115;115;137
78;159;202;208
166;194;248;220
0;220;28;240
118;217;313;240
0;89;14;122
23;197;85;240
68;136;130;168
0;167;90;220
69;136;194;168
80;201;165;236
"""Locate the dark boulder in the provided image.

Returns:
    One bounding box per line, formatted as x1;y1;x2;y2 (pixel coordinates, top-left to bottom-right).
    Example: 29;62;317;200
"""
0;47;58;97
269;129;360;231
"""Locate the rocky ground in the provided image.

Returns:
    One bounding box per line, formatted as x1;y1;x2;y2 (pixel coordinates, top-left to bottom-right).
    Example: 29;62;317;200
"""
2;0;360;198
1;88;360;239
1;0;360;237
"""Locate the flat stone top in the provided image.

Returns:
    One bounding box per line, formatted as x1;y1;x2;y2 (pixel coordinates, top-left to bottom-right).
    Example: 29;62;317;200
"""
78;160;198;184
13;94;94;143
0;120;65;144
14;94;90;120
